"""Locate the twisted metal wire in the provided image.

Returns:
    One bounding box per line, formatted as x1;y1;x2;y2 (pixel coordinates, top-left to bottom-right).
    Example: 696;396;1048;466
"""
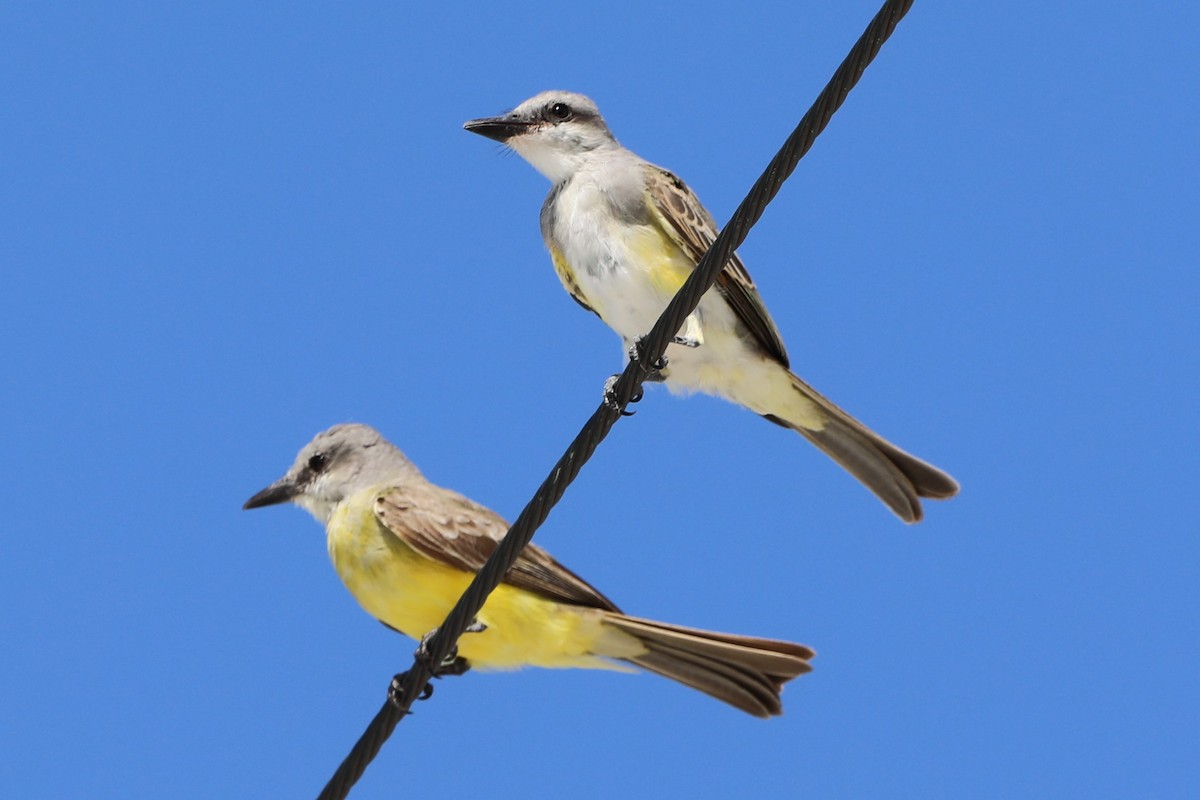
318;1;914;796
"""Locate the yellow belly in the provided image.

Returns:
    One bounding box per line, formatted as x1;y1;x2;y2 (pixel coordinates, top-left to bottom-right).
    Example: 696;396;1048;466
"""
325;490;638;671
629;224;693;297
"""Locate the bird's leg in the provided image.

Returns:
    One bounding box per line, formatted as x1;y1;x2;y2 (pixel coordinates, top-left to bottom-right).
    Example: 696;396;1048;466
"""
388;671;429;707
630;336;670;382
411;618;488;681
672;313;704;349
603;336;671;414
394;622;481;704
603;375;644;416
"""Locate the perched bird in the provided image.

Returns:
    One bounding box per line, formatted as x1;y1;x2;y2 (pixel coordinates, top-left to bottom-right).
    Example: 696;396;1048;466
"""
244;423;814;717
465;91;958;522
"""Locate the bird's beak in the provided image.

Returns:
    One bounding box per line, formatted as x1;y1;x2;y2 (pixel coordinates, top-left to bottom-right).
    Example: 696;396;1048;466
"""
463;114;531;143
243;477;299;510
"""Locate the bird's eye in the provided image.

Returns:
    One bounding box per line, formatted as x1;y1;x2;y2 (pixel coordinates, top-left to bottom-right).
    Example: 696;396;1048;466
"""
548;102;573;121
307;452;329;472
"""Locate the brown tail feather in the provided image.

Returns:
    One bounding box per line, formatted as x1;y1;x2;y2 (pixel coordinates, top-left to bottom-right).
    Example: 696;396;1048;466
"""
601;613;814;718
767;372;959;523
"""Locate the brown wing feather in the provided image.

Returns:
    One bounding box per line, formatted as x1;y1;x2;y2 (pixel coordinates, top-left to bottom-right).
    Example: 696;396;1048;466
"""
373;485;619;611
645;166;790;366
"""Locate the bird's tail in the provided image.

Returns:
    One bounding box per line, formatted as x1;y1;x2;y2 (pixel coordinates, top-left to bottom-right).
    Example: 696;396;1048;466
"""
600;613;814;718
764;371;960;523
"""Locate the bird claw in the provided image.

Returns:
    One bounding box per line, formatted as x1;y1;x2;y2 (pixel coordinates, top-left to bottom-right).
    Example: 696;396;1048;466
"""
413;620;484;678
603;375;644;416
671;335;700;348
629;337;668;381
432;655;471;678
412;628;447;668
387;671;431;710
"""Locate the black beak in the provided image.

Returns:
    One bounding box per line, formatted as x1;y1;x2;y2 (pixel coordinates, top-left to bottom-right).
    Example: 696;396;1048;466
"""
463;115;531;143
243;478;299;510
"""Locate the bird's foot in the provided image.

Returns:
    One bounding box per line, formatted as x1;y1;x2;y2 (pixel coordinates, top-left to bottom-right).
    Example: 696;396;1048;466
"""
413;620;485;677
630;337;668;381
603;375;644;416
388;671;432;707
389;621;485;706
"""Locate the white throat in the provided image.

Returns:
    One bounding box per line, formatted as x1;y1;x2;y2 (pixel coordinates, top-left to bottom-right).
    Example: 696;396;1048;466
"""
509;127;619;185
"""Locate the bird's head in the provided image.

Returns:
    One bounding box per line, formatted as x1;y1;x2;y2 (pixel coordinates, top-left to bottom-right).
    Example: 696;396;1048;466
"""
464;90;618;184
243;423;416;525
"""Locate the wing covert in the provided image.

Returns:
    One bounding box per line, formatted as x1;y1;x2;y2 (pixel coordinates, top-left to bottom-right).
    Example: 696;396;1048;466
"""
373;485;619;611
645;166;790;366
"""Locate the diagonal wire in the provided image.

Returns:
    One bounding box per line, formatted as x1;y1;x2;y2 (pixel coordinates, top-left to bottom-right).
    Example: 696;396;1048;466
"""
317;1;914;797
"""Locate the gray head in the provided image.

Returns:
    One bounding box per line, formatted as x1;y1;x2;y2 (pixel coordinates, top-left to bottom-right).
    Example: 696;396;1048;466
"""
243;423;420;525
464;91;618;184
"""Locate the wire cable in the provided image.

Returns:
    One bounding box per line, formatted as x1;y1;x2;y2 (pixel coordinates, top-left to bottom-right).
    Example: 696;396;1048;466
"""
317;1;914;796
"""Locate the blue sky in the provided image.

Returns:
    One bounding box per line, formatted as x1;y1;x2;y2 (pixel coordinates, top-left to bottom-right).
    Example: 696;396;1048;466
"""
2;2;1196;797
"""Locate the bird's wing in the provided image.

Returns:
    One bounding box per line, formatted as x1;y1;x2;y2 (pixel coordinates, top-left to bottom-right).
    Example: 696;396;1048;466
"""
645;165;790;366
373;484;619;611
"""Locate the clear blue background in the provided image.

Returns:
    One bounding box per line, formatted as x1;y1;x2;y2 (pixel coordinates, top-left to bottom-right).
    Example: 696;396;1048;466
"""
3;2;1196;797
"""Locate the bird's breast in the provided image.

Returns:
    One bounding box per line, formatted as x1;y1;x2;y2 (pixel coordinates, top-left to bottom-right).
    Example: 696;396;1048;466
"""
325;493;454;636
548;181;693;340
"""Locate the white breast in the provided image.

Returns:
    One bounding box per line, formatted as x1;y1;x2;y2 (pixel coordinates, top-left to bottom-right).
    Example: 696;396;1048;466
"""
549;173;678;341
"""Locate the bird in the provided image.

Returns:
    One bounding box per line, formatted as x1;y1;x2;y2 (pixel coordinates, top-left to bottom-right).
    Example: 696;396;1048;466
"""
464;90;959;523
243;423;815;717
